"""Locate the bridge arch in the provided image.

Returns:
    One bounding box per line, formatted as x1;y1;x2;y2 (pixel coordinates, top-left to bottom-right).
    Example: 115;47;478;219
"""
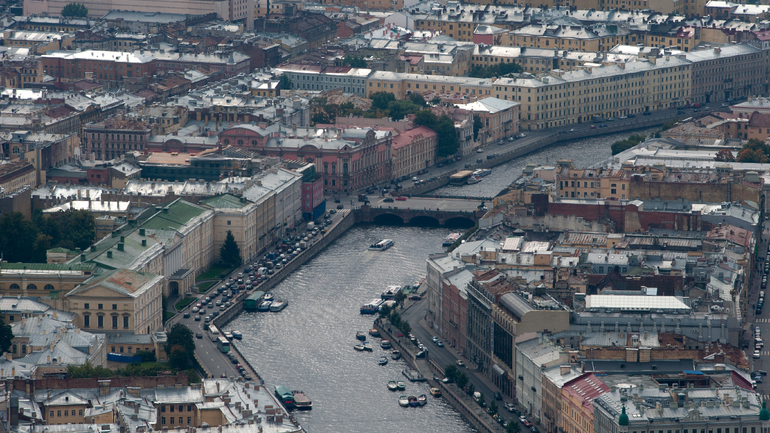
444;216;476;229
408;215;441;227
373;213;405;225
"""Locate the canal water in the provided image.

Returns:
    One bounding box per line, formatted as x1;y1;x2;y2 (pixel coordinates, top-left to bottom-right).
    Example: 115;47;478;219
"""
434;127;657;197
225;129;654;432
226;225;476;433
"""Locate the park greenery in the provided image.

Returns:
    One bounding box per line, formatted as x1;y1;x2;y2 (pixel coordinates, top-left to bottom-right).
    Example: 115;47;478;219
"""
166;323;196;370
610;134;646;155
468;62;522;79
61;2;88;17
343;55;367;68
736;138;770;163
67;361;201;382
0;318;12;354
0;210;96;263
311;92;459;156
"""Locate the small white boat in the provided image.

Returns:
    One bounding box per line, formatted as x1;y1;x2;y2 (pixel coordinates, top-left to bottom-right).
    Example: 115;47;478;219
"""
232;331;242;340
354;344;365;351
466;175;481;185
257;300;272;312
398;395;409;407
443;233;461;247
369;239;394;251
379;356;389;365
388;381;398;391
381;340;392;350
269;300;288;312
391;350;401;360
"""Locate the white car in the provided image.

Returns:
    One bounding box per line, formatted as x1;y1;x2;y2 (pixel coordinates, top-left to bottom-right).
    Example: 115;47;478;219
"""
192;307;199;313
456;359;465;368
412;177;419;182
476;148;484;153
754;350;762;359
431;336;439;343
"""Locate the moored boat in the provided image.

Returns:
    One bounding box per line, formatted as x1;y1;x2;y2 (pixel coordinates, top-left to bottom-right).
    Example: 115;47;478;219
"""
391;350;401;360
429;388;441;397
408;396;419;407
473;168;492;177
417;394;427;406
362;342;373;352
387;381;398;391
381;285;402;299
356;331;367;341
380;340;392;349
398;395;409;407
443;233;461;247
466;175;481;185
269;300;288;312
353;344;365;351
360;299;384;314
369;328;381;338
257;300;272;312
369;239;395;251
397;381;406;391
378;356;388;365
263;292;274;301
232;331;243;340
292;391;312;410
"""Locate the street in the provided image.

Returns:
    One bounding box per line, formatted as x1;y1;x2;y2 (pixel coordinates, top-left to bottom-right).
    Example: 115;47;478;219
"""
750;223;769;399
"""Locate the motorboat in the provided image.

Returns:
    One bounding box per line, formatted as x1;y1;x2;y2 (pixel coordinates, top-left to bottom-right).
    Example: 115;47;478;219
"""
369;239;395;251
256;300;272;312
388;381;398;391
391;350;401;360
369;328;381;338
398;395;409;407
362;342;373;352
356;331;367;341
380;340;392;349
417;394;427;406
231;331;242;340
353;344;365;351
397;381;406;391
263;292;274;301
429;388;441;397
408;396;419;407
378;356;388;366
269;300;287;312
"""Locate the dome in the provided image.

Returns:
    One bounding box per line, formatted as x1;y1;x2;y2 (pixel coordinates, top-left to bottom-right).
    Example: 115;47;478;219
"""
618;405;629;426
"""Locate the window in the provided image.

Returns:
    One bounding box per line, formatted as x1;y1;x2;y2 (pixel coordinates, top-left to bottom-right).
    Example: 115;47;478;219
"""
124;316;129;328
162;417;166;425
27;284;36;290
64;410;68;417
79;410;83;416
9;284;19;290
98;304;103;309
57;411;61;417
45;284;55;291
50;411;54;418
227;221;231;225
97;316;103;328
112;315;118;328
170;405;174;412
84;315;90;327
187;405;192;411
188;417;191;425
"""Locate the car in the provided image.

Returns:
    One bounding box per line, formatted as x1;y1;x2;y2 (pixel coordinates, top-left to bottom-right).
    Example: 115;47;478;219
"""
204;316;211;323
194;315;201;321
476;148;484;153
329;209;336;214
334;198;341;203
383;197;394;203
196;333;203;339
643;111;652;115
619;116;627;119
505;403;517;413
677;110;685;115
409;294;422;300
432;336;439;343
192;307;199;313
599;124;607;128
231;357;239;364
520;417;533;427
607;117;615;121
759;370;768;376
531;427;540;433
569;128;576;133
627;114;636;118
456;359;465;368
199;309;206;315
183;312;191;318
493;392;502;401
518;133;526;138
412;177;419;182
336;204;344;210
436;341;444;347
395;196;407;201
220;373;227;378
754;350;761;359
590;125;597;129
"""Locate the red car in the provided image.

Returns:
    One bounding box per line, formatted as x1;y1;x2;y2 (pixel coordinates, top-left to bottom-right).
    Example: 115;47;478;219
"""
520;417;533;427
395;196;407;201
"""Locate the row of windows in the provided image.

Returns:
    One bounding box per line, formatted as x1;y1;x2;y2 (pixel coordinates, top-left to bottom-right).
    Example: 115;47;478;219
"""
50;409;83;418
8;283;54;291
161;405;193;412
161;417;192;426
82;314;129;329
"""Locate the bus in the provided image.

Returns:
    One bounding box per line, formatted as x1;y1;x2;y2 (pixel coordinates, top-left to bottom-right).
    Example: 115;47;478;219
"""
217;336;230;353
209;325;220;342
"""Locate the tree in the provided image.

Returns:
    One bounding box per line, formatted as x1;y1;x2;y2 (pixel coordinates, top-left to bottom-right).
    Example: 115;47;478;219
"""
455;372;469;389
378;304;391;318
387;99;421;121
611;134;646;155
444;364;459;381
473;115;483;141
469;61;522;78
370;92;396;111
395;290;406;308
0;317;12;354
61;2;88;17
408;93;427;107
477;392;486;407
0;212;38;263
343;55;367;68
413;109;438;129
61;210;96;250
465;382;475;396
507;420;522;433
715;148;735;162
220;230;242;267
488;400;498;416
165;323;195;360
279;75;292;91
737;148;768;163
430;97;442;106
135;350;156;362
435;115;459;157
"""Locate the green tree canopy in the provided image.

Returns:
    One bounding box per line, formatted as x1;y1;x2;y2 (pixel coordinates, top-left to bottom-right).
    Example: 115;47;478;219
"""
61;2;88;17
507;420;522;433
473;115;483;141
0;317;13;354
435;115;459;157
370;92;396;111
279;75;292;91
165;323;195;370
0;213;38;263
343;55;367;68
220;230;242;267
408;93;427;107
737;139;770;163
715;148;735;162
611;134;646;155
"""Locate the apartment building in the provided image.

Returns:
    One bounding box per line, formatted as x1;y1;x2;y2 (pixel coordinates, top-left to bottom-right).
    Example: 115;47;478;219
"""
502;24;628;52
366;71;495;100
83;119;151;160
456;97;520;146
391;126;438;179
557;166;631;200
493;55;691;130
560;373;610;433
275;64;371;96
66;269;164;335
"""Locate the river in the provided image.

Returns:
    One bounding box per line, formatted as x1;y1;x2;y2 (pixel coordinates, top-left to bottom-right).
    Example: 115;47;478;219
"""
433;128;657;197
226;225;475;433
223;128;655;432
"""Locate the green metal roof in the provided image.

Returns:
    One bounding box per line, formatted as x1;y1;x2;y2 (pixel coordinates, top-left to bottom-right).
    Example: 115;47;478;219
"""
199;194;251;209
140;199;208;231
1;262;97;271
